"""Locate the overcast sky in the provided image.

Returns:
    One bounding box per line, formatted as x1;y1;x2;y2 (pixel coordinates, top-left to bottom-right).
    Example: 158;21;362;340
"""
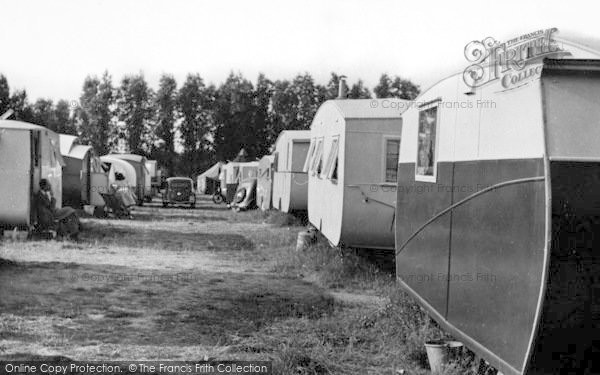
1;0;598;102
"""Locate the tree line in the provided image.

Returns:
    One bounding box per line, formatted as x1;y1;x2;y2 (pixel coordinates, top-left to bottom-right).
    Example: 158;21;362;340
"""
0;72;420;177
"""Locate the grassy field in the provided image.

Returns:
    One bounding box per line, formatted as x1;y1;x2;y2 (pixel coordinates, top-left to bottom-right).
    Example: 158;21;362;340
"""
0;196;482;374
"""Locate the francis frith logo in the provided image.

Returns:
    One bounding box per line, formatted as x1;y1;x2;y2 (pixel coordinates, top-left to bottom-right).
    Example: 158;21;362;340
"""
462;28;570;90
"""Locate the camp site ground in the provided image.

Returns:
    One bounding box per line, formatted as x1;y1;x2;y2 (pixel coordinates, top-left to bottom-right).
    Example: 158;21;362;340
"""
0;195;451;375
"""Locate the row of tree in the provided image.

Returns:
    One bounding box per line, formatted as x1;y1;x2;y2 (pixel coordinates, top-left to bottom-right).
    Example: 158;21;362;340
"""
0;72;420;176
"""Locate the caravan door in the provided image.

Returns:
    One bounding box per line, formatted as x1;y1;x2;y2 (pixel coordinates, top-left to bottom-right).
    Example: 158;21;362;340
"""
0;129;39;227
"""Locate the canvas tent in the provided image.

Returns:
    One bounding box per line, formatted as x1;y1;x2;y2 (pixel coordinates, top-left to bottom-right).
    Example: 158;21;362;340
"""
197;162;223;195
272;130;311;212
0;120;65;229
59;134;107;207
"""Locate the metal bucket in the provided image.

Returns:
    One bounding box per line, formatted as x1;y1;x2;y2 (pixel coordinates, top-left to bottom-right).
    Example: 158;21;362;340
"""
425;340;463;373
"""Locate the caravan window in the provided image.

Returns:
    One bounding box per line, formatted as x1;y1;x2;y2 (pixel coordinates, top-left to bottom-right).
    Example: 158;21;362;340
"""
310;138;324;176
416;104;439;181
385;138;401;183
323;136;340;181
303;139;316;173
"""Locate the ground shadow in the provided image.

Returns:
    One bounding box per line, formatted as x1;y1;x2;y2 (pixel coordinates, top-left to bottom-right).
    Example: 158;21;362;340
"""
80;224;255;252
0;261;335;347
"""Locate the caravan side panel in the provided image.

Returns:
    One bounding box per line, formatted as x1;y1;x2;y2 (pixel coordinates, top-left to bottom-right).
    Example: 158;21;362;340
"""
0;130;33;226
341;119;400;249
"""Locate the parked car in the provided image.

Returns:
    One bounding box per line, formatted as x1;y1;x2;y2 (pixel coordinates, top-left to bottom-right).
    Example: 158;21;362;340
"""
231;179;257;211
162;177;196;208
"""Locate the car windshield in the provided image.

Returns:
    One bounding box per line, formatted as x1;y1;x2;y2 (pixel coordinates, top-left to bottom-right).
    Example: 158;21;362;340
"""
170;180;192;189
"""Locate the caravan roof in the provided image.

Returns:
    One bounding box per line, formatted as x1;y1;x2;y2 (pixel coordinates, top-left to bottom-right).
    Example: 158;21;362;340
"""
0;120;65;166
326;99;409;119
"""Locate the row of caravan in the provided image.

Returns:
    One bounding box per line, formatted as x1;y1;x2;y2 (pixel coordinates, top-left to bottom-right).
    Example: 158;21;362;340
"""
0;119;159;229
211;53;600;374
201;130;313;213
313;62;598;374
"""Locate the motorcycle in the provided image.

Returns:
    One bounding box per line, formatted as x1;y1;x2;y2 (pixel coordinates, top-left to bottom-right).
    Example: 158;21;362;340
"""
212;187;225;204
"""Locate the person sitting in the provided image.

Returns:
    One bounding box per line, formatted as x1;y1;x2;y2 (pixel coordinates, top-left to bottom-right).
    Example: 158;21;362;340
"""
35;179;80;239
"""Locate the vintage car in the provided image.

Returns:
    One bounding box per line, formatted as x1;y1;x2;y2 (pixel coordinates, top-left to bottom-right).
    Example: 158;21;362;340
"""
231;179;257;211
162;177;196;208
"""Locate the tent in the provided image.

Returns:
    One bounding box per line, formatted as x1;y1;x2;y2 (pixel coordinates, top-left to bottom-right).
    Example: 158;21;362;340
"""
197;162;223;195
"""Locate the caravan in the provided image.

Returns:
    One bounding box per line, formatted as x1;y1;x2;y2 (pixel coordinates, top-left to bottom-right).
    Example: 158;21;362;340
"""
394;35;600;375
0;120;64;230
257;155;275;211
272;130;310;212
305;99;408;249
99;156;137;193
230;161;259;210
59;134;107;208
219;161;258;205
107;154;151;205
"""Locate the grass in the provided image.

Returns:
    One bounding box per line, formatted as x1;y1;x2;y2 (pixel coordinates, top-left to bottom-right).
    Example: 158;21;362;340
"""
266;234;488;374
0;197;491;374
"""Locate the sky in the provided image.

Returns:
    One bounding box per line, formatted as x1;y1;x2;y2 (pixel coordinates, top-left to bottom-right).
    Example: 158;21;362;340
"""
1;0;599;102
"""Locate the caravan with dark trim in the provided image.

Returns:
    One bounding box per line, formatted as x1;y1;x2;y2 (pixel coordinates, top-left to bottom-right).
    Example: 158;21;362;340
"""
394;36;600;374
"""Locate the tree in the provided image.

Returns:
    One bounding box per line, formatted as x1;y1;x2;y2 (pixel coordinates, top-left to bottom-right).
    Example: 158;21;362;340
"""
54;99;76;134
76;72;115;155
0;74;9;116
374;74;420;100
154;74;178;174
252;73;273;156
32;98;55;129
324;72;344;99
213;73;256;161
323;73;370;99
270;73;325;138
348;79;371;99
177;73;213;176
116;73;154;154
9;89;34;123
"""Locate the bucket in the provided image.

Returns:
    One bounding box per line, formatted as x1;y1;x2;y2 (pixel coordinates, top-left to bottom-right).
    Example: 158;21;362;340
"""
425;340;464;373
83;205;95;216
296;230;315;251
